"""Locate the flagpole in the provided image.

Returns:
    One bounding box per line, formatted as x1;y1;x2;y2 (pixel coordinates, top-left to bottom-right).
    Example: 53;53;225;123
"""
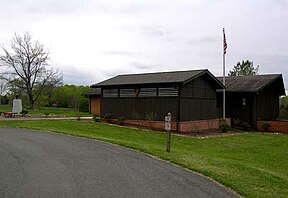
223;28;226;119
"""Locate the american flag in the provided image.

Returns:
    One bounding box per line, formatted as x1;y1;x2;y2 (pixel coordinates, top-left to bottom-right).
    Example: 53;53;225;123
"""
223;28;227;54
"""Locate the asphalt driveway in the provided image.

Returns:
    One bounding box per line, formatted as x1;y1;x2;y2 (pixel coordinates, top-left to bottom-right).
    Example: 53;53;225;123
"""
0;127;239;198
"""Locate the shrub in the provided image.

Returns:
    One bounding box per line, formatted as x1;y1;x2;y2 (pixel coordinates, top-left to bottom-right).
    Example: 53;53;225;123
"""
20;110;28;115
117;116;125;125
262;123;271;132
78;98;89;112
92;113;100;122
44;112;49;117
240;122;251;131
219;124;230;132
233;118;241;126
104;113;113;123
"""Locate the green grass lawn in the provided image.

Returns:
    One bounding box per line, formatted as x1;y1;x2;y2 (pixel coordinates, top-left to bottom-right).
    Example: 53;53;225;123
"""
0;120;287;198
0;105;90;117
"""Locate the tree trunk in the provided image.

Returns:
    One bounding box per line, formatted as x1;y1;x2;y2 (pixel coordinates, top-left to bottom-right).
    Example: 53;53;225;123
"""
27;91;34;110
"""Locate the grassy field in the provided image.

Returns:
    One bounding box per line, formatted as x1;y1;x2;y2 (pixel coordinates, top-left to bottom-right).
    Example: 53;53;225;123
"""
0;120;287;198
0;105;90;117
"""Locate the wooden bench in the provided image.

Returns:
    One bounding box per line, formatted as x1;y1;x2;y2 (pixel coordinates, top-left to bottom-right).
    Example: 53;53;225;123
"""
2;112;17;118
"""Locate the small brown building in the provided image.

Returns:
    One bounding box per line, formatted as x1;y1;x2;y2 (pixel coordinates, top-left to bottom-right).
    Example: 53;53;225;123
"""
217;74;285;128
91;69;224;130
83;88;101;114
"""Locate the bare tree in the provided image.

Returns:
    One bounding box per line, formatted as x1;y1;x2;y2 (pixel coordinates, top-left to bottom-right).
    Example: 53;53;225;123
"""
0;32;62;109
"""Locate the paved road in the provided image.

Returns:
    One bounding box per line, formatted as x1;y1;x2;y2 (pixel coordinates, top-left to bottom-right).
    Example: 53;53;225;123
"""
0;128;239;198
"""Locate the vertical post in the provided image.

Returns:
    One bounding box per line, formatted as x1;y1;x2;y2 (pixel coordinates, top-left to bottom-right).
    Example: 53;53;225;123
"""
165;112;172;152
223;28;227;119
223;52;226;119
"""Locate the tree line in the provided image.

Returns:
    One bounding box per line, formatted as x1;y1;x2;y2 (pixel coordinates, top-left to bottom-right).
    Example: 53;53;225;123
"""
1;84;90;112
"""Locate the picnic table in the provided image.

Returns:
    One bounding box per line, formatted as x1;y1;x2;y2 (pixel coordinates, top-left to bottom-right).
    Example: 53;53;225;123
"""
1;112;17;118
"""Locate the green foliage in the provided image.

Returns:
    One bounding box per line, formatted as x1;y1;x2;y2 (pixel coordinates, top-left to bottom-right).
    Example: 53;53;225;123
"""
240;122;251;131
48;85;90;109
262;123;271;132
280;96;288;119
0;95;9;105
0;105;90;117
228;60;259;76
3;84;91;110
104;113;113;123
78;97;89;112
20;109;28;115
0;120;287;198
92;113;100;122
117;116;125;125
219;124;230;132
232;118;241;126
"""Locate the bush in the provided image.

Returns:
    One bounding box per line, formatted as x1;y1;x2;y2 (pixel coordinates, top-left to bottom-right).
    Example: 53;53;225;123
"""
44;112;49;117
219;124;230;132
104;113;113;123
78;98;89;112
117;116;125;125
20;109;28;115
240;122;251;131
233;118;241;126
262;123;271;132
92;113;100;122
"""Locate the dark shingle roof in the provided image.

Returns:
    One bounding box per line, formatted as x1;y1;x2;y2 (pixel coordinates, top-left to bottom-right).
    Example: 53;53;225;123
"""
217;74;285;95
91;69;224;88
82;88;101;96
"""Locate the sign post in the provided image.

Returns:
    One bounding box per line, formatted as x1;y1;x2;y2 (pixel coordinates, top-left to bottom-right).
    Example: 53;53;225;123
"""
165;112;172;152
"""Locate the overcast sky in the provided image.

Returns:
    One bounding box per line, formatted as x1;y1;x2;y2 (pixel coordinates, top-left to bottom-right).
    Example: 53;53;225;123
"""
0;0;287;88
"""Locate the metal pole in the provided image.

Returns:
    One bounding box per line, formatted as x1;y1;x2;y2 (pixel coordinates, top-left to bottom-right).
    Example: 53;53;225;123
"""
166;112;171;152
223;28;226;119
223;53;226;119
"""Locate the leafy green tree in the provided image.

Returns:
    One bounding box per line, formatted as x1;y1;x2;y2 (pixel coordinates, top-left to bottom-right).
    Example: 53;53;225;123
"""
48;85;90;109
228;60;259;76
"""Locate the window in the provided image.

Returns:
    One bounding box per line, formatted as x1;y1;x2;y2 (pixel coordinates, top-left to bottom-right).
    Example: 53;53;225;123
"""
158;87;178;97
138;88;157;97
103;89;118;98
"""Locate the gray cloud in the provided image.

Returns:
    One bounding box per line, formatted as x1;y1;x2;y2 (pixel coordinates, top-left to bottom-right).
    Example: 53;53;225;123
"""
119;2;159;15
187;36;219;45
141;25;171;37
129;62;160;70
101;50;137;56
25;0;92;14
61;64;96;85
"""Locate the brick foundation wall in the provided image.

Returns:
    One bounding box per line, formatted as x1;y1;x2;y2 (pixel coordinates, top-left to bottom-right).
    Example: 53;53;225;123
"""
257;121;288;134
121;118;231;132
178;118;231;132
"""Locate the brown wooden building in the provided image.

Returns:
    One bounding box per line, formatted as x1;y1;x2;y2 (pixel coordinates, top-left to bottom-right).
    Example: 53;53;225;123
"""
217;74;285;128
91;69;224;126
82;88;101;114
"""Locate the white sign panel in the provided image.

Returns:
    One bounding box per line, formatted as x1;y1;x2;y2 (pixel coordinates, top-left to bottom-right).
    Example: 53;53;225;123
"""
165;122;171;131
165;116;171;122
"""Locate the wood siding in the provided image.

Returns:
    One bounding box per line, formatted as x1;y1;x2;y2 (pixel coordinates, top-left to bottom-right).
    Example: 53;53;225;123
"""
100;75;219;122
180;75;218;121
181;76;216;99
256;86;279;120
180;98;217;121
101;97;178;121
